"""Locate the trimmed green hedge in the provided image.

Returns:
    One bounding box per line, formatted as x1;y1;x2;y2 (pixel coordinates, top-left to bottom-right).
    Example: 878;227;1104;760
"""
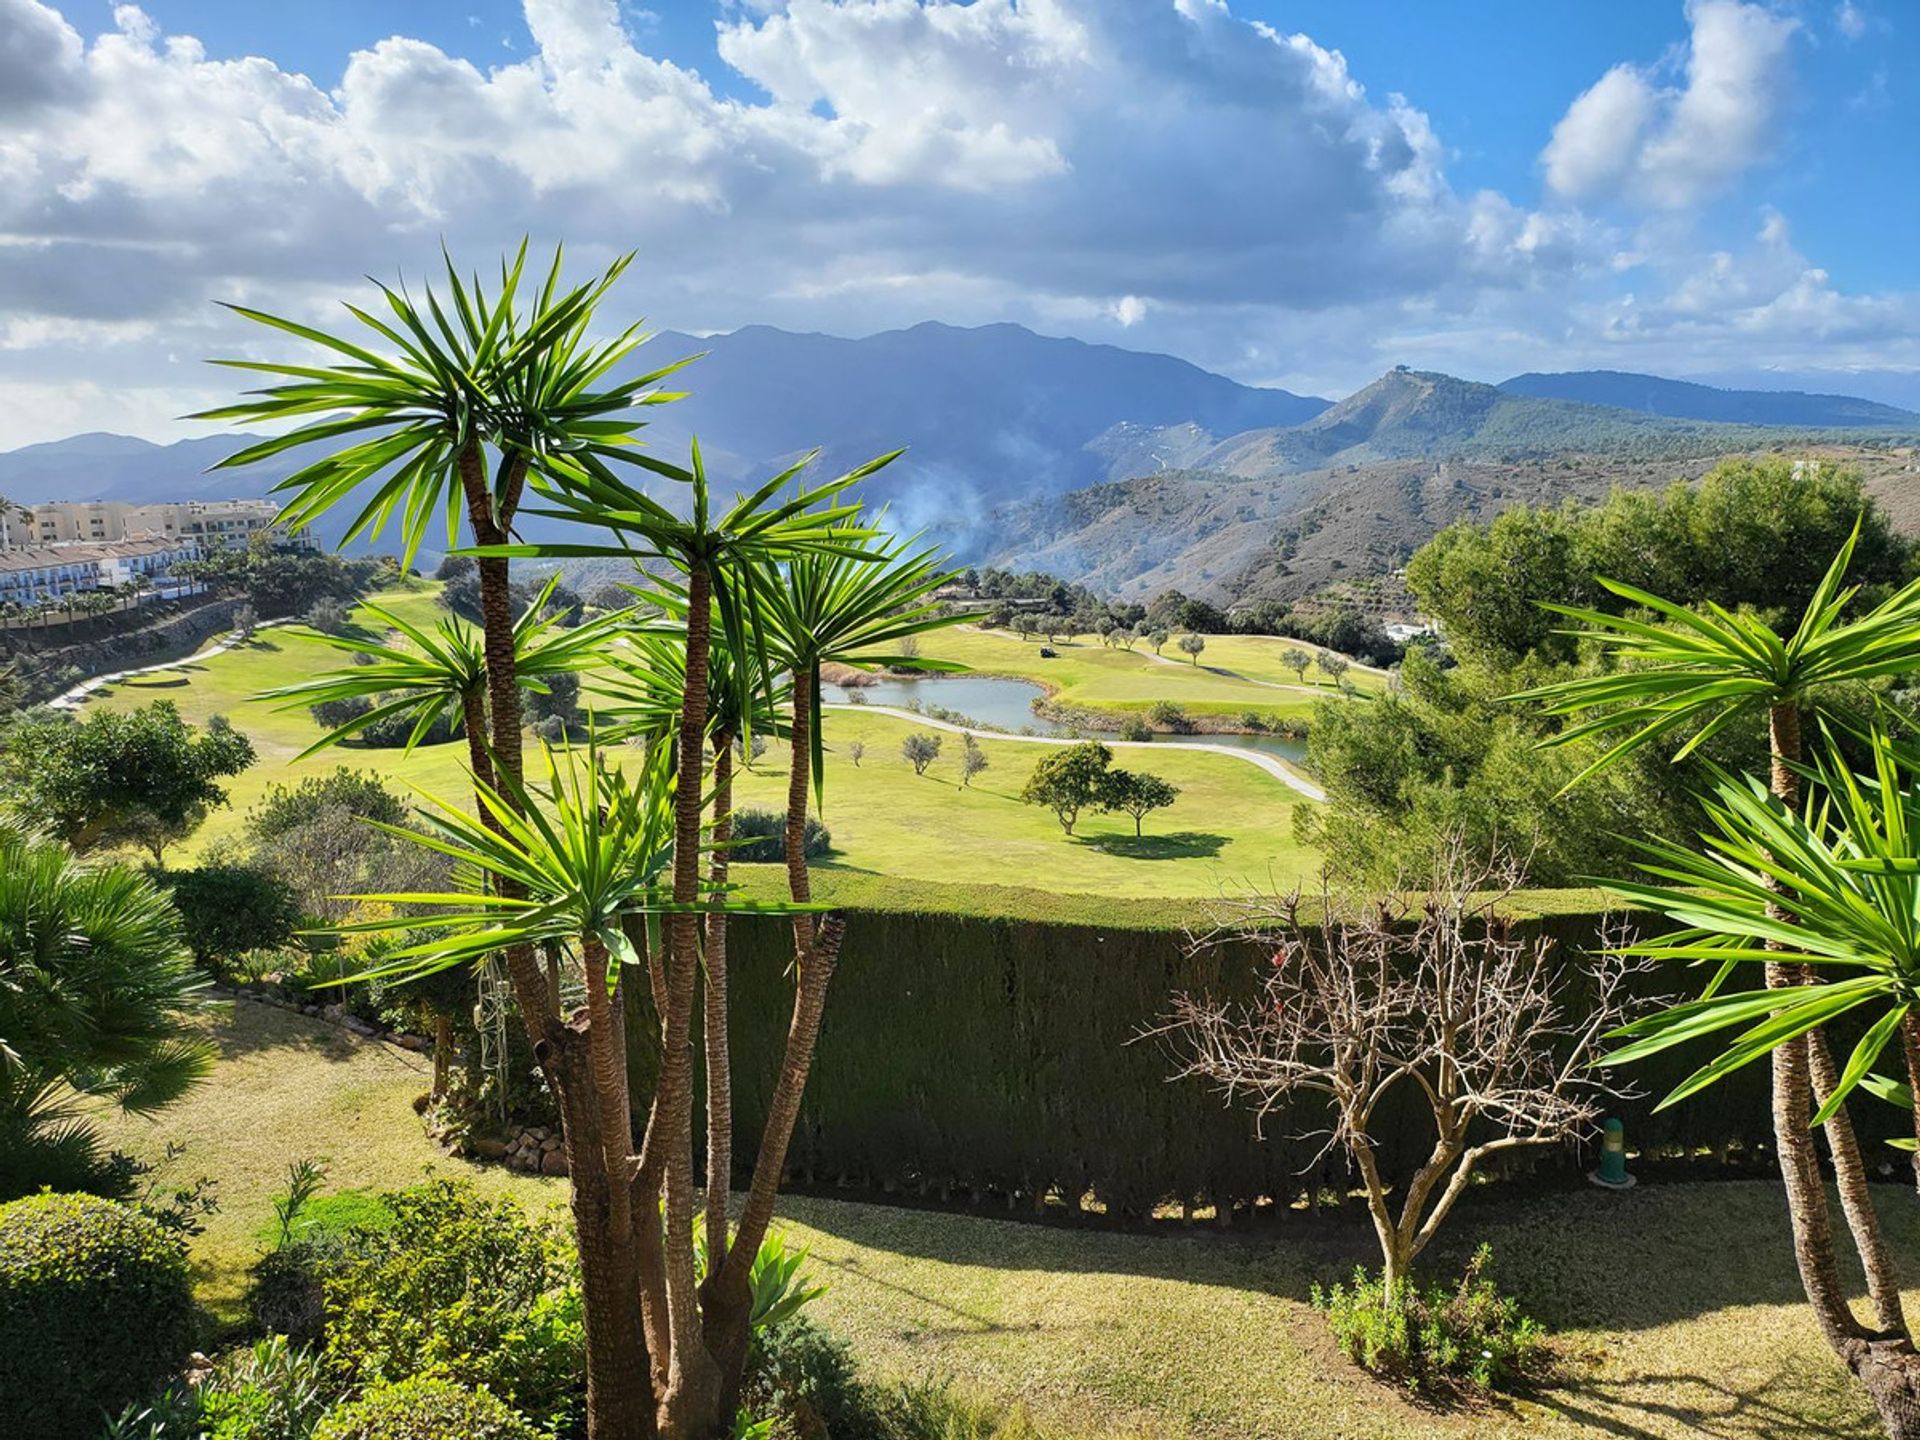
635;883;1831;1217
313;1376;538;1440
0;1192;196;1440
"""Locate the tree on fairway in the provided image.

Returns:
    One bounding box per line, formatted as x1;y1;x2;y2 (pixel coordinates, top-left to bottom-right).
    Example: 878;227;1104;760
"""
1517;524;1920;1435
959;733;988;788
1178;632;1206;665
1020;741;1112;835
1282;646;1312;683
902;732;942;776
1149;627;1169;655
847;739;865;767
0;701;255;863
1317;652;1350;687
1098;768;1179;835
0;821;213;1202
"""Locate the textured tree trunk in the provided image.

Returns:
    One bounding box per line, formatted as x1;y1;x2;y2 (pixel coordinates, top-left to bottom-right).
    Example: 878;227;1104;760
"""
556;1045;656;1440
656;564;724;1438
701;736;735;1288
1764;701;1920;1439
708;664;844;1412
456;442;659;1438
1810;1031;1906;1332
431;1013;452;1102
1904;1016;1920;1195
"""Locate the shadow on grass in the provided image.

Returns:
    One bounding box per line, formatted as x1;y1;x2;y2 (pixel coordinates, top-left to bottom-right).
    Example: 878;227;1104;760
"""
1074;831;1226;861
207;996;414;1069
119;674;192;689
1529;1364;1871;1440
786;1178;1910;1340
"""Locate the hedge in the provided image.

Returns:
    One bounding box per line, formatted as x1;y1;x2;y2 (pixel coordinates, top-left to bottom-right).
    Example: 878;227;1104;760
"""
0;1192;196;1440
632;871;1861;1218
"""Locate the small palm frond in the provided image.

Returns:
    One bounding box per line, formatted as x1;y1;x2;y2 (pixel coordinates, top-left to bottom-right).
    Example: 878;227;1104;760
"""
257;576;640;758
327;737;825;983
752;519;966;803
1597;729;1920;1119
192;242;693;563
1512;520;1920;791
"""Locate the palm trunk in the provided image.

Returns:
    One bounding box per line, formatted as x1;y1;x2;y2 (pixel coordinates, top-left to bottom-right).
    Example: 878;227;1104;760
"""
1767;703;1920;1438
655;563;724;1436
431;1014;452;1102
701;736;735;1288
708;665;844;1411
456;442;657;1437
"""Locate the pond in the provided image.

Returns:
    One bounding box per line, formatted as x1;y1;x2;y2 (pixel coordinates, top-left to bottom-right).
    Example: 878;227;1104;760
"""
820;673;1311;770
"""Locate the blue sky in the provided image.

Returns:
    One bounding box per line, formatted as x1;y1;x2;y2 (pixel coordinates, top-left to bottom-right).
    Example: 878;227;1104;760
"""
0;0;1914;445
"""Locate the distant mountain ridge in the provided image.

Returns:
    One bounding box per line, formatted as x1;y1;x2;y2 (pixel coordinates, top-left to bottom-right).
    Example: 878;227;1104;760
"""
1498;370;1920;429
2;325;1914;592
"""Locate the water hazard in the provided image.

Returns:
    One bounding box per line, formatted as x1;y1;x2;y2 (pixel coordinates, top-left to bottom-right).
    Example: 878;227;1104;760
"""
820;674;1310;770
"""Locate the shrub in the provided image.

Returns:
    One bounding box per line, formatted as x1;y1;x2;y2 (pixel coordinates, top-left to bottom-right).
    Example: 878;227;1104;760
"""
1117;716;1153;742
194;1335;335;1440
1311;1245;1543;1394
312;1376;538;1440
306;598;351;635
248;1181;395;1347
165;865;302;977
743;1317;875;1440
0;1192;195;1440
1145;700;1190;732
730;808;832;862
320;1181;581;1429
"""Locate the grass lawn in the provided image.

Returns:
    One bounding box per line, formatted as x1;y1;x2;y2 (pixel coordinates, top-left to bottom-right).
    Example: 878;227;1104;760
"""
81;593;1320;895
1182;633;1389;693
730;708;1318;897
915;627;1342;723
92;999;1902;1440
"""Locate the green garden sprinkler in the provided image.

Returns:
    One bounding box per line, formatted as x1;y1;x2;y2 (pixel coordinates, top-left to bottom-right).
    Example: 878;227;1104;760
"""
1589;1117;1635;1190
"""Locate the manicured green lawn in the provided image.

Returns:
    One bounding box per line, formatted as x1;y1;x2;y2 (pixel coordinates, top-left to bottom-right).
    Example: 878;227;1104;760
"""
731;709;1318;897
82;591;1321;895
915;626;1373;723
1181;633;1389;693
91;999;1903;1440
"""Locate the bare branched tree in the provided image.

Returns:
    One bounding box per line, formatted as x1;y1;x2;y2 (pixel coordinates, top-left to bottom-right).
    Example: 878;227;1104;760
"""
1154;835;1649;1286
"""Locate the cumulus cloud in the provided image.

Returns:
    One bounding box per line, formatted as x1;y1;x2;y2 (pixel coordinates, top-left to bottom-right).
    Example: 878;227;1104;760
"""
1542;0;1798;210
0;0;1905;447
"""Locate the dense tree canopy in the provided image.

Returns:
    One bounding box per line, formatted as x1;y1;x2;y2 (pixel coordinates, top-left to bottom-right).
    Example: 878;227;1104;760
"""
0;701;255;863
1301;457;1888;885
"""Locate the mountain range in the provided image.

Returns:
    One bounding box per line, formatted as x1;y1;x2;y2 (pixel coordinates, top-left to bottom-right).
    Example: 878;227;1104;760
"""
2;323;1914;602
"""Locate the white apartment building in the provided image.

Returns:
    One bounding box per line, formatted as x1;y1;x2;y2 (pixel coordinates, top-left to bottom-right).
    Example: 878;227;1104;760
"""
0;536;202;608
12;499;310;550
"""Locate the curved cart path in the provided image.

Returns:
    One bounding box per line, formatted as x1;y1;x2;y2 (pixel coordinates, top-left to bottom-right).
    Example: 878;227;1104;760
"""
830;702;1326;802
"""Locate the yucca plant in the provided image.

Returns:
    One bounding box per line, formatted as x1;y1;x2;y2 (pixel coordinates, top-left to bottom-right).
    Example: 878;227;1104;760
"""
1522;524;1920;1435
1603;736;1920;1136
1596;731;1920;1433
198;245;705;1440
1515;521;1920;800
484;442;904;1431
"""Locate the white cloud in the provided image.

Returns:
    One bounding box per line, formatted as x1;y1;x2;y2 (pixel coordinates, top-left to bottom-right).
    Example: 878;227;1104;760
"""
0;0;1905;448
1542;0;1798;210
1835;2;1867;40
